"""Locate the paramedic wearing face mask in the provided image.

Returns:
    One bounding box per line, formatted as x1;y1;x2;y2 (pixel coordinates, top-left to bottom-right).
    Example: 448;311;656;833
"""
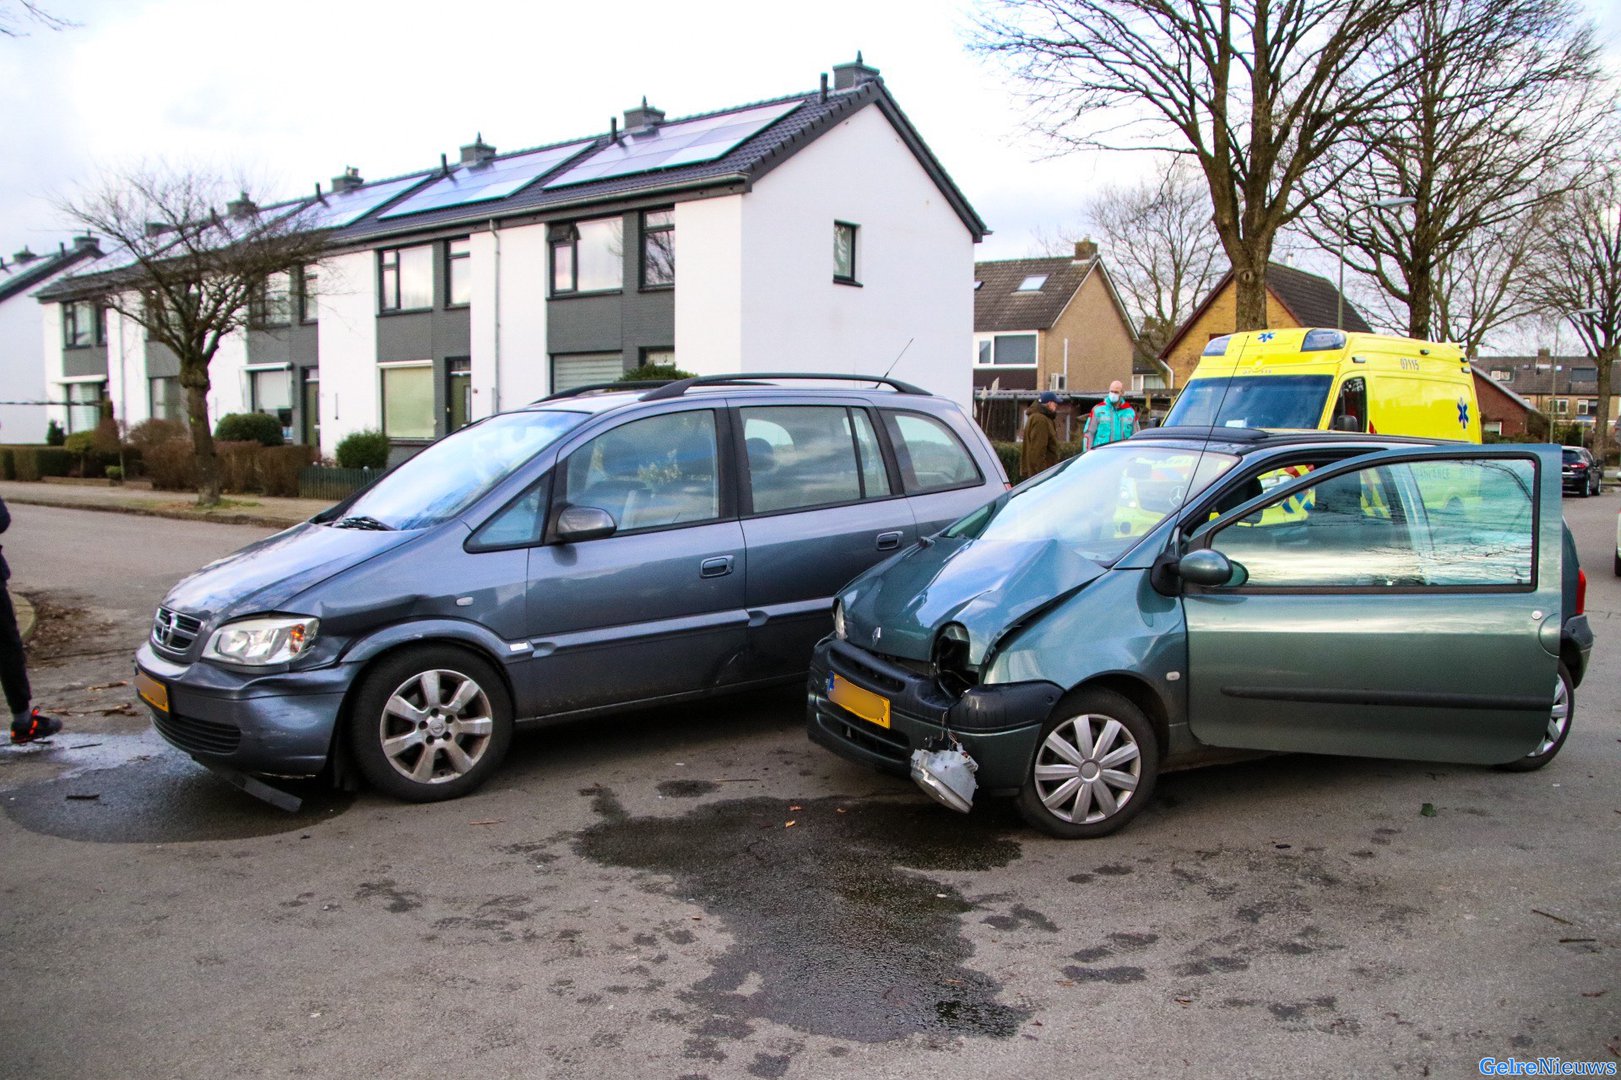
1084;380;1137;451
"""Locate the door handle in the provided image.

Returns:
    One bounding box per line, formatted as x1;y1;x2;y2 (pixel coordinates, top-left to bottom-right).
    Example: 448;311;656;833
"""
876;531;903;551
700;556;734;578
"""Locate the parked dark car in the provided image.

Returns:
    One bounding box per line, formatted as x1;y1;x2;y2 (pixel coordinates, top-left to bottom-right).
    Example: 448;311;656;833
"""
1561;446;1603;496
134;375;1007;802
809;430;1592;838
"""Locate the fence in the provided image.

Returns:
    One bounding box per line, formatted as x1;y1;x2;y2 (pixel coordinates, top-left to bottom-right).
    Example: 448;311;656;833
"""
298;465;379;502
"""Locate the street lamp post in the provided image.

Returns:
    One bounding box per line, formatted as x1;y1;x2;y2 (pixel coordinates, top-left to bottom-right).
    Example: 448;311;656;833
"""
1338;196;1418;330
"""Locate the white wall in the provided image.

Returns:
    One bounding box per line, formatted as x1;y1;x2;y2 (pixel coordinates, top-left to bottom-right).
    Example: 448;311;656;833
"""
206;330;249;425
38;298;65;435
315;250;379;456
673;195;745;375
0;285;49;443
735;104;976;409
478;222;551;413
104;307;146;428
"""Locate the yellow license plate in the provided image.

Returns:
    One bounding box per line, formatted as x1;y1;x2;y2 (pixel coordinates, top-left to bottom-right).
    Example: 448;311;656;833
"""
135;671;169;713
828;673;890;729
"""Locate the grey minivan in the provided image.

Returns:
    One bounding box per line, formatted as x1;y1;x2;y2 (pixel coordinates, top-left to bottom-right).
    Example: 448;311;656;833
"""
134;375;1006;803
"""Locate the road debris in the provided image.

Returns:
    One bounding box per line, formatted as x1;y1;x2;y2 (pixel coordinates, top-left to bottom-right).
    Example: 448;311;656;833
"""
1531;908;1575;926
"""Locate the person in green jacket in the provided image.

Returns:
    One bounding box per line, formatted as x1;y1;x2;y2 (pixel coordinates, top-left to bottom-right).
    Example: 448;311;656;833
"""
1084;380;1137;451
1020;392;1061;480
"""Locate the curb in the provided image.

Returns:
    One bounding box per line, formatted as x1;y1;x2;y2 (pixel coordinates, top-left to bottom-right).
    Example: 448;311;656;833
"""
13;591;35;644
0;494;306;531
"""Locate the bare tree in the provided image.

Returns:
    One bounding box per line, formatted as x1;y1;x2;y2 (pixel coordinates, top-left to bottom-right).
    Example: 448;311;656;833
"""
58;168;327;507
1523;176;1621;462
0;1;74;36
1306;0;1611;346
973;0;1415;330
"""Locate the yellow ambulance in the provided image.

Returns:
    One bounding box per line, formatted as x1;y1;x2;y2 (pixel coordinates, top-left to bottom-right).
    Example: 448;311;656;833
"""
1163;328;1482;443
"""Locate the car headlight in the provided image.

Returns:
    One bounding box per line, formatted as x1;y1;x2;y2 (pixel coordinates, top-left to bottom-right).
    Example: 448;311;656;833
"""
204;615;319;666
833;600;847;641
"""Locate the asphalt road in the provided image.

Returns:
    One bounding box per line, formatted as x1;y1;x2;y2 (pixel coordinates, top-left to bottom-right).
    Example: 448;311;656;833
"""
0;498;1615;1079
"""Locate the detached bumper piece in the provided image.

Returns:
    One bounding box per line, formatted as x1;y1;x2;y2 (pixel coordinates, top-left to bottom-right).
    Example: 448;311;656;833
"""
910;743;978;812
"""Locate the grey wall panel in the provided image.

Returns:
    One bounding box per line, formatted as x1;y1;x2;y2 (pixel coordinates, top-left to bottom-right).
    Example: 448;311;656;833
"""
433;308;471;358
62;346;109;379
246;322;318;367
144;343;180;377
377;312;435;362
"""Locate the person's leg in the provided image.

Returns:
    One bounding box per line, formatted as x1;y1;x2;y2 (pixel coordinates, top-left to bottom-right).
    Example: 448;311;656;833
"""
0;584;30;721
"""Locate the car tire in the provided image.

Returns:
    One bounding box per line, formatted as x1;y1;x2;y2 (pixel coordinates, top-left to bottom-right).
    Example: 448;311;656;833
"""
1015;688;1159;839
1614;548;1620;577
350;646;514;802
1494;663;1573;773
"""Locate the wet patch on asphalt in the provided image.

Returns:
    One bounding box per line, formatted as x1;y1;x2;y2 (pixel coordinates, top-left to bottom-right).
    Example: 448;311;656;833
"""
573;789;1032;1043
2;749;353;842
657;779;721;798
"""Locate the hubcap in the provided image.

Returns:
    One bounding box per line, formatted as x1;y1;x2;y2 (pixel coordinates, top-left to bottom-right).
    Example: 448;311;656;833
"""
378;668;494;785
1032;713;1141;825
1533;675;1569;757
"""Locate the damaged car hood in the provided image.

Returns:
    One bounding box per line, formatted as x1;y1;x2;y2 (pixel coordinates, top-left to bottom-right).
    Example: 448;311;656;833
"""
839;536;1106;664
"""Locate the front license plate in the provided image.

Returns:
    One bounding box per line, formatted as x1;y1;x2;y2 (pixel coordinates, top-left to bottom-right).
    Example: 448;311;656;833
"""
828;673;890;729
135;671;169;713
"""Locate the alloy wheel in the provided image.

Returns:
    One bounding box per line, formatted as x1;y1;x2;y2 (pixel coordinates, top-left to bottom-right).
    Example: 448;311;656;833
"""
376;668;495;785
1534;674;1570;758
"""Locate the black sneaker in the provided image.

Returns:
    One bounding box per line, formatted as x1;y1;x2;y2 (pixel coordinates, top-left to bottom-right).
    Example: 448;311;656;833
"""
10;708;63;744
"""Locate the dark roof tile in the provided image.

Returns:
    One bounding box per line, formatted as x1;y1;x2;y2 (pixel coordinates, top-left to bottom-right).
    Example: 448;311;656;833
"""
973;255;1096;332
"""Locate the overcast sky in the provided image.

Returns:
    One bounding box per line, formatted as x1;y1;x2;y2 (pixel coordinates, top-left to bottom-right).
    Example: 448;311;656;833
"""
2;0;1618;272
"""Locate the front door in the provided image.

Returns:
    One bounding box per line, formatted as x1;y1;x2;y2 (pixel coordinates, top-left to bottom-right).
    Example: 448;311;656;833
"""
1182;446;1558;764
522;408;747;714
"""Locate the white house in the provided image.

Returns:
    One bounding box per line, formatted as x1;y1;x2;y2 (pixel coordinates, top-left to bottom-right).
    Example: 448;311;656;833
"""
38;56;986;460
1;237;102;442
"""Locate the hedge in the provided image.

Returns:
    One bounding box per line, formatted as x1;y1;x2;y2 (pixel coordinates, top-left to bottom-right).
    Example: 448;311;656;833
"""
214;412;285;447
5;446;74;482
994;439;1086;483
142;438;315;495
336;429;389;470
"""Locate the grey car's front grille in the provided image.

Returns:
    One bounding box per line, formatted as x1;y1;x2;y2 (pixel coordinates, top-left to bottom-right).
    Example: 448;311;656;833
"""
151;607;204;654
152;710;241;756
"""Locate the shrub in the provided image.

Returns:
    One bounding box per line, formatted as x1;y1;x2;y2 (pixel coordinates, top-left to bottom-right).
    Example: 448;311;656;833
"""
11;447;73;482
145;438;198;491
336;428;389;470
215;412;285;447
45;420;64;446
127;417;189;453
258;444;316;497
617;363;696;384
216;440;262;494
992;441;1020;481
0;449;12;481
105;465;124;483
63;431;95;457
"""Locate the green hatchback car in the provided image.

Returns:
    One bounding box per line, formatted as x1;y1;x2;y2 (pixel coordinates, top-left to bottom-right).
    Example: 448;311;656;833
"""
808;430;1594;838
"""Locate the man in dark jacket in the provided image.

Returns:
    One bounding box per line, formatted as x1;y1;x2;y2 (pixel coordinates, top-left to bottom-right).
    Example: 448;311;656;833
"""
1;496;62;744
1020;391;1062;480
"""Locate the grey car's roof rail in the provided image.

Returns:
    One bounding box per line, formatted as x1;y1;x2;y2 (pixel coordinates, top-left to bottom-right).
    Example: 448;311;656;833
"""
639;372;930;401
534;381;672;403
1136;425;1271;443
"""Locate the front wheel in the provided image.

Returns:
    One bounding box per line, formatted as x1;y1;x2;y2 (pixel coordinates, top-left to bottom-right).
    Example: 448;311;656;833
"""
1015;688;1159;838
1495;664;1573;773
350;646;514;801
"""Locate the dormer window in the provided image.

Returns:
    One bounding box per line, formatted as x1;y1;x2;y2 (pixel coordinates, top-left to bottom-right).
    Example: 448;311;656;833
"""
973;280;983;291
1016;275;1047;292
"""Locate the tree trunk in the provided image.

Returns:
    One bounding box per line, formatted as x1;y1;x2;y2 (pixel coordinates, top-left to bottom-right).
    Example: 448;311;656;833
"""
1596;343;1616;468
181;368;220;508
1407;265;1434;342
1232;259;1269;331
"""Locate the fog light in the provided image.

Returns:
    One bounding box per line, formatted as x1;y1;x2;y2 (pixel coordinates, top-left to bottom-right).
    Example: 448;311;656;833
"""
910;745;978;814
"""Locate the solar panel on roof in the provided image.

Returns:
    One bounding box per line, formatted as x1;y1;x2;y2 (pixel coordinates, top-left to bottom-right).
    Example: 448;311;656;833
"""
294;175;433;230
378;141;595;220
543;100;801;190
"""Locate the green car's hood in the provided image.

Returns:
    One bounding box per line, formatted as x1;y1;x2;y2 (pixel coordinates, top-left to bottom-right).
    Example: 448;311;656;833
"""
840;536;1106;664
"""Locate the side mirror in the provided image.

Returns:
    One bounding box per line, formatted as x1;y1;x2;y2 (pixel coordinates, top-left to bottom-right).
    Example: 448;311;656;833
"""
555;505;617;543
1178;548;1243;588
1332;415;1362;432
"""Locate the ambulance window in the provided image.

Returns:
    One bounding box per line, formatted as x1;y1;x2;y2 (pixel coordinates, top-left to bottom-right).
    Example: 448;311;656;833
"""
1330;378;1367;433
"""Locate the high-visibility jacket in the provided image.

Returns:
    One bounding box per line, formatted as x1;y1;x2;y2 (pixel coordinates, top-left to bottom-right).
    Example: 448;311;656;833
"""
1085;399;1136;449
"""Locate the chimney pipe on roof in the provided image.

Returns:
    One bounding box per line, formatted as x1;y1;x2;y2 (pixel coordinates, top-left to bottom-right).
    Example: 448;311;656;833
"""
461;132;496;166
623;96;665;132
610;115;618;143
13;246;37;264
73;232;99;253
832;51;881;91
331;167;364;194
226;191;258;219
1073;238;1098;262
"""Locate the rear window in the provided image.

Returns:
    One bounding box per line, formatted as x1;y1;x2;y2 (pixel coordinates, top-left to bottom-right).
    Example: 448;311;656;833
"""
1561;448;1582;464
881;411;982;494
1165;375;1333;431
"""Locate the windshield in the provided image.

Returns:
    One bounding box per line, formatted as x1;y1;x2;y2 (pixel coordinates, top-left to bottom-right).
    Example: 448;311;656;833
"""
1164;375;1333;430
943;444;1238;561
337;410;587;530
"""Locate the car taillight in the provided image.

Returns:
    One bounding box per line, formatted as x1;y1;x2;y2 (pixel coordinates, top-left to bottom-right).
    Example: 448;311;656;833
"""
1576;568;1586;616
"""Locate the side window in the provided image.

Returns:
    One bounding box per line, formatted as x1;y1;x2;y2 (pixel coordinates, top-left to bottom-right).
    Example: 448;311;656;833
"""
881;411;982;494
1329;377;1368;432
470;480;549;550
562;411;720;532
742;406;888;514
1408;458;1535;586
1210;463;1422;587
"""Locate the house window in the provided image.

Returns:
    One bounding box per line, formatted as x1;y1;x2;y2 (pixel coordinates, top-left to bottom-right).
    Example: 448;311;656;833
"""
1484;420;1503;436
551;218;624;295
640;348;676;368
149;377;182;422
249;368;294;440
1016;275;1048;292
973;280;983;291
1552;398;1569;416
63;300;102;348
300;266;318;323
551;352;626;393
641;210;675;288
446;237;472;307
833;222;858;284
301;369;320;447
975;334;1037;366
379;245;433;312
1490;369;1512;382
380;362;435;439
65;381;105;433
1578;399;1595;417
251;271;293;327
446;357;473;432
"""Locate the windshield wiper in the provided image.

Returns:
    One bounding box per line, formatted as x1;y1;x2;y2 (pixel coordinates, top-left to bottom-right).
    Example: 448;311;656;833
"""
333;515;394;531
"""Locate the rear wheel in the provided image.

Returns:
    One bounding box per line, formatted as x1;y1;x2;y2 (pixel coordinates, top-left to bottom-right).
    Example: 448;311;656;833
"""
350;646;513;801
1495;664;1572;773
1015;688;1159;838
